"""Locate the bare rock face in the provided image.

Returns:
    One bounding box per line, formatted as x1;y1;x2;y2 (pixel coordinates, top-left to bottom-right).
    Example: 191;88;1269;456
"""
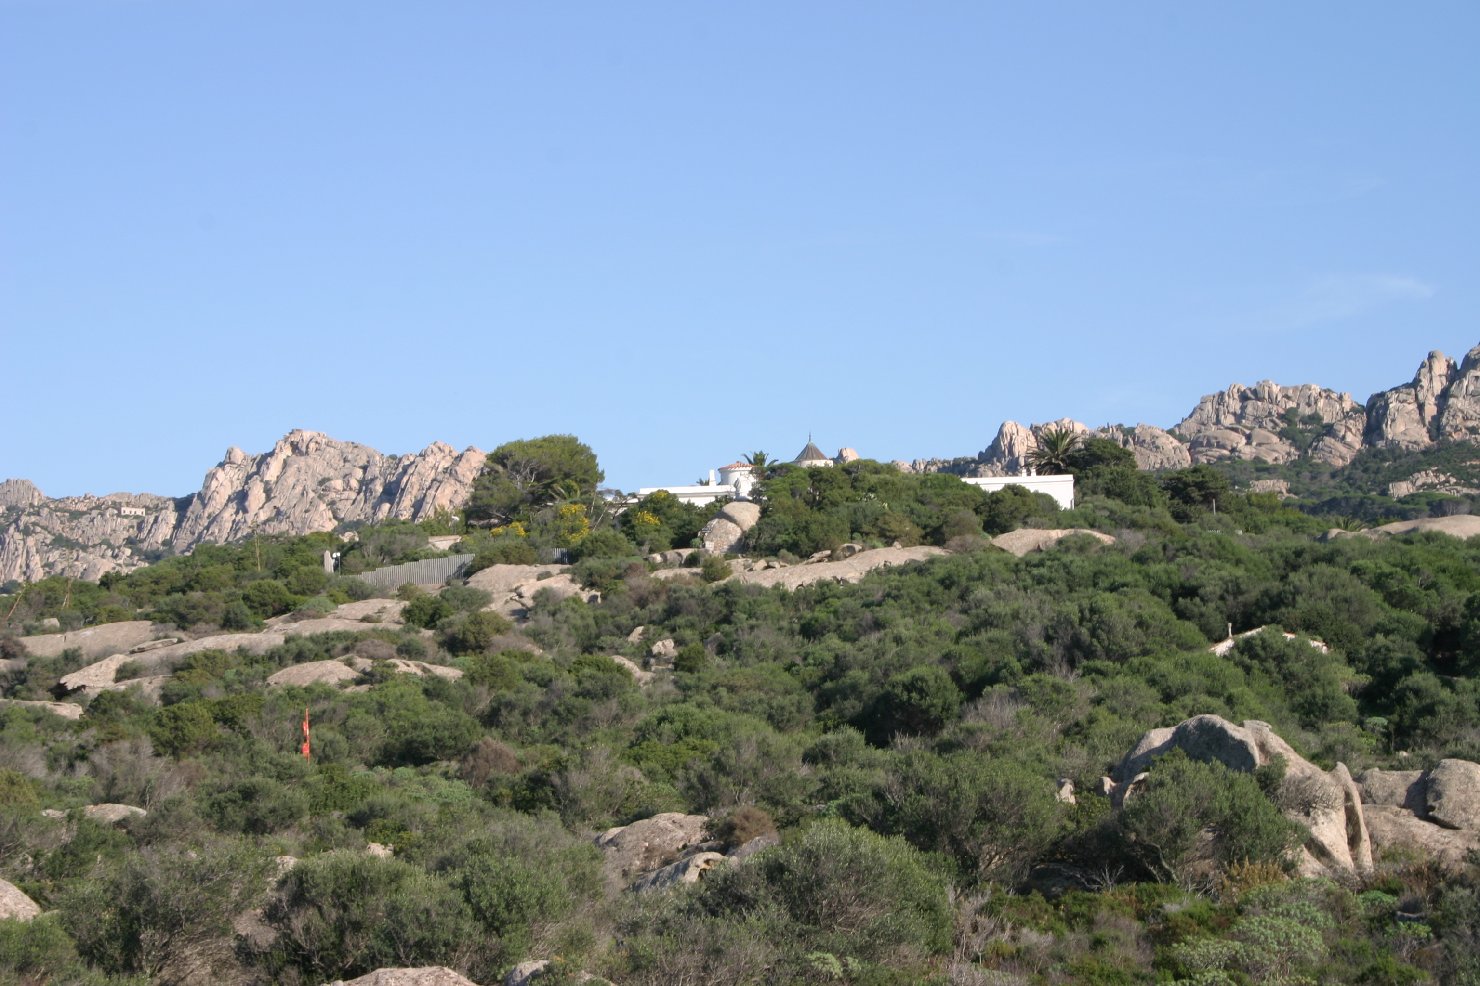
983;421;1044;476
0;491;182;583
1107;424;1193;471
1435;346;1480;442
1365;351;1456;448
1175;382;1366;466
0;699;84;720
903;344;1480;488
725;545;947;590
174;430;484;547
1366;344;1480;454
2;431;486;584
1354;516;1480;541
0;479;44;509
1110;715;1372;877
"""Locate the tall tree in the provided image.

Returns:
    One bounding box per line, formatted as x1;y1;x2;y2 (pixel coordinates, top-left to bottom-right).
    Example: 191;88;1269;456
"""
743;451;773;479
1025;426;1082;475
464;435;603;526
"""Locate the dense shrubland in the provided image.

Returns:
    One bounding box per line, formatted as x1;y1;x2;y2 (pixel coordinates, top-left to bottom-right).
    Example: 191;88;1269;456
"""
3;443;1480;983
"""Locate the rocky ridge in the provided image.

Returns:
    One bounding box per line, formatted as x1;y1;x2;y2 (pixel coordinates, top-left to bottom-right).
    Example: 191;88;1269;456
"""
902;343;1480;478
0;430;484;584
8;343;1480;584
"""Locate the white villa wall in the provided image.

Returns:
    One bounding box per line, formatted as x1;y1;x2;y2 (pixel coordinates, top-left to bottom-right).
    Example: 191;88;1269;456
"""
635;473;1074;511
633;484;734;507
962;474;1075;510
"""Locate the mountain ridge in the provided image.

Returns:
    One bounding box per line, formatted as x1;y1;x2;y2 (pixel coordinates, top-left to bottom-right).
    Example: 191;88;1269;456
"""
5;343;1480;584
903;343;1480;478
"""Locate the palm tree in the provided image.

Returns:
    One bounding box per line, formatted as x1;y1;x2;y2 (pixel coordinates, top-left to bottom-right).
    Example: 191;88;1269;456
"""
743;451;773;480
1025;426;1081;475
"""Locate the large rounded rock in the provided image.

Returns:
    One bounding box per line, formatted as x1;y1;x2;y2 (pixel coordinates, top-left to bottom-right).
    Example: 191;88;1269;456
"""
1366;804;1480;869
1111;715;1372;877
699;518;745;555
628;851;727;893
1425;759;1480;830
990;528;1116;558
1115;714;1259;780
266;660;361;688
0;879;41;922
1358;769;1426;811
717;501;761;531
594;812;708;887
326;968;481;986
83;803;146;825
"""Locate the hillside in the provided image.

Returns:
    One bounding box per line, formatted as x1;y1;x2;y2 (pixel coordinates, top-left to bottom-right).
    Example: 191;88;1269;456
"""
3;481;1480;983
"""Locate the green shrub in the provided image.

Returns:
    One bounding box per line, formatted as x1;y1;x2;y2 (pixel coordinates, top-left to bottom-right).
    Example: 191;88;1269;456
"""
264;852;483;983
1118;750;1303;884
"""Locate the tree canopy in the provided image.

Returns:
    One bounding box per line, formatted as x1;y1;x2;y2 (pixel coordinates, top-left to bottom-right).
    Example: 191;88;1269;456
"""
464;435;604;526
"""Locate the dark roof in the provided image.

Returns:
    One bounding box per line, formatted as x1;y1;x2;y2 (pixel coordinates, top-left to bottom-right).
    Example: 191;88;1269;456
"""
794;441;830;463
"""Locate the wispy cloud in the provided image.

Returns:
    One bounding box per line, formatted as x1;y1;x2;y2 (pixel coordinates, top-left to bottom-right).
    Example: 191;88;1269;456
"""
1266;273;1436;330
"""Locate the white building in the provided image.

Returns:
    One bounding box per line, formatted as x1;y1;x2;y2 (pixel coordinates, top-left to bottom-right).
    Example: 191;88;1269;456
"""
634;442;1075;511
962;473;1075;510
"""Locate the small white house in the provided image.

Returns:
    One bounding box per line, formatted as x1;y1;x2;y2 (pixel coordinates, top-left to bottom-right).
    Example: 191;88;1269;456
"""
962;473;1075;510
717;461;753;487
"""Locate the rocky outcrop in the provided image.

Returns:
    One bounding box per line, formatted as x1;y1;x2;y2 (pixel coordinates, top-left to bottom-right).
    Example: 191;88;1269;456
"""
628;851;726;893
1365;351;1456;448
1;430;484;583
173;430;484;548
990;528;1116;558
504;962;610;986
699;500;762;554
326;969;482;986
725;545;947;590
1435;346;1480;442
18;621;161;660
594;812;709;889
0;699;84;720
265;656;461;689
1357;760;1480;869
1339;515;1480;541
0;493;182;583
902;343;1480;486
1174;382;1367;466
464;564;599;619
83;803;147;825
1424;759;1480;830
1109;715;1372;877
0;480;44;509
0;879;41;922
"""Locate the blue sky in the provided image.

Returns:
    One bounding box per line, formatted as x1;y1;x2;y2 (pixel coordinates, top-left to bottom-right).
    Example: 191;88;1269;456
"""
4;2;1477;497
